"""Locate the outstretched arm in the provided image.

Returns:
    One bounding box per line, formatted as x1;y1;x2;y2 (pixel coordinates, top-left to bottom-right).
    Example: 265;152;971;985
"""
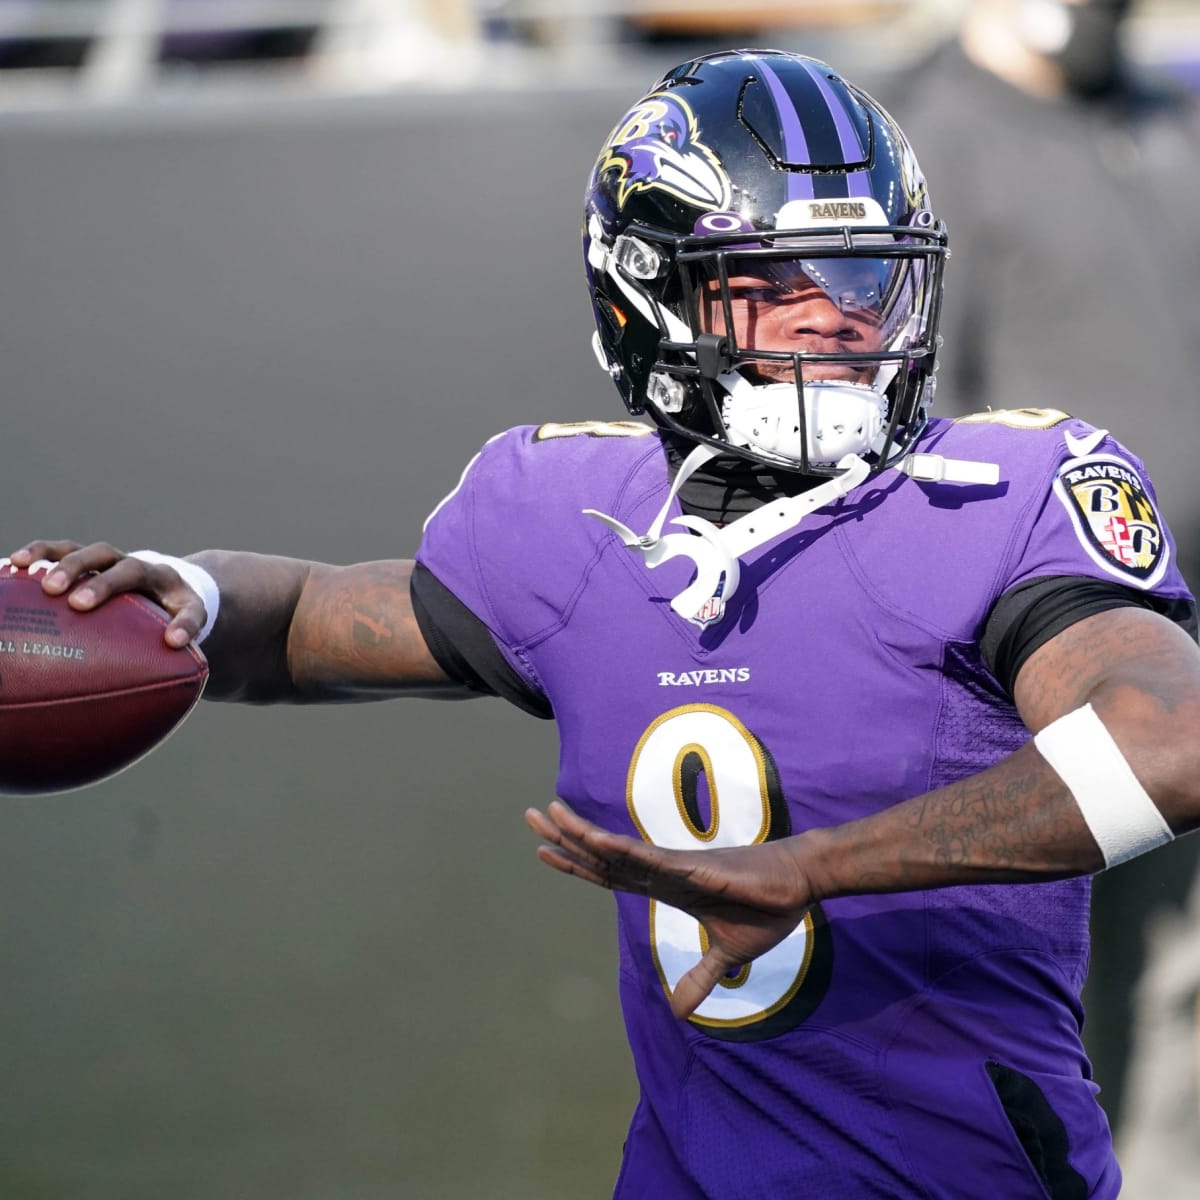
8;540;470;704
527;606;1200;1017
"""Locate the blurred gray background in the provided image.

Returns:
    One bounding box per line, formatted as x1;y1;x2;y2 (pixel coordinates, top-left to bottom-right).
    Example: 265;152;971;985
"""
0;82;636;1200
1;3;1197;1199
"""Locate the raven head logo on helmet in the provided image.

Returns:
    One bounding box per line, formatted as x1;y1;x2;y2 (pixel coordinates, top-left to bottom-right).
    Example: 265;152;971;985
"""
583;48;948;480
596;93;732;212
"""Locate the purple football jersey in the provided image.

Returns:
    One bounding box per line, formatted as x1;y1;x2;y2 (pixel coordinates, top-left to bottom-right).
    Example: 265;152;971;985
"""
417;412;1190;1199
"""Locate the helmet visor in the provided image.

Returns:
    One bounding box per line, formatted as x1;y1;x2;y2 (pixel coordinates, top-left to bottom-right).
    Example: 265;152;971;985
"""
695;251;927;370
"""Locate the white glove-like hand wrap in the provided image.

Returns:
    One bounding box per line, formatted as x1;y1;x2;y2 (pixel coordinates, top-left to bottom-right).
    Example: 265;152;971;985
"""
129;550;220;645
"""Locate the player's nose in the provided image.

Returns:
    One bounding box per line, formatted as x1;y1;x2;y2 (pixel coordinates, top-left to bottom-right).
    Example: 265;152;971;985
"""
784;293;851;340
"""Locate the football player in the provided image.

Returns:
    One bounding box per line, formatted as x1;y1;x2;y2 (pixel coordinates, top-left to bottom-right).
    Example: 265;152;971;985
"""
13;49;1200;1199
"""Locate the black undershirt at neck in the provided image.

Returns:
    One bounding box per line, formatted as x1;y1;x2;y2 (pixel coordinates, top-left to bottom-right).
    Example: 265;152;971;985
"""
665;438;824;525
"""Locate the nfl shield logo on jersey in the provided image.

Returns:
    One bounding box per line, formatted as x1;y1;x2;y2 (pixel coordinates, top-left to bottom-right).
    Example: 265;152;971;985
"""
1054;453;1167;586
693;596;726;626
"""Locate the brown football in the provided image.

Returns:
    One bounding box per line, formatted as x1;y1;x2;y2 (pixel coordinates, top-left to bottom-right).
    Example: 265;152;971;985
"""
0;563;208;795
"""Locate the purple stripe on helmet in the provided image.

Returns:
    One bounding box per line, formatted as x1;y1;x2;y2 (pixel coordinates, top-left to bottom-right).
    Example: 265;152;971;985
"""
752;57;815;202
799;59;872;199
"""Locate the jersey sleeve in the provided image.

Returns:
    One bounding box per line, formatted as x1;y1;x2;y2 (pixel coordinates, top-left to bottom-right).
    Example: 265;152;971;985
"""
971;418;1196;692
414;428;554;710
413;422;662;716
982;575;1198;696
997;422;1193;604
409;561;553;719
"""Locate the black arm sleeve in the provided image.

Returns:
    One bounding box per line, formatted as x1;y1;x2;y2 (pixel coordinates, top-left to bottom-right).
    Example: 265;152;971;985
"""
982;574;1199;697
409;561;553;720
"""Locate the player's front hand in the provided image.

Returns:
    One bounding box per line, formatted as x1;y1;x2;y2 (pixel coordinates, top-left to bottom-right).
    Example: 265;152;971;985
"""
525;800;814;1019
7;540;205;649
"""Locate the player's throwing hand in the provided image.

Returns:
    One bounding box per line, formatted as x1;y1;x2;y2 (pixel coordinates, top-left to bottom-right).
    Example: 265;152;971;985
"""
525;801;814;1018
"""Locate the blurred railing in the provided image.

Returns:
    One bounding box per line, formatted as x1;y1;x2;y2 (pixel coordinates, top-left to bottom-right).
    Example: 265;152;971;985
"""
0;0;1196;106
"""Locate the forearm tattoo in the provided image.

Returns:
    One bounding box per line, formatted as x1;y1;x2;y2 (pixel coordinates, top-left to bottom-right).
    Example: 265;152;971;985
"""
288;560;447;696
196;554;446;702
819;749;1099;897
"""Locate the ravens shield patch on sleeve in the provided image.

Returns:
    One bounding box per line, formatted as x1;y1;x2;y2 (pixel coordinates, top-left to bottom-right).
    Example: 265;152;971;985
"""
1053;451;1168;587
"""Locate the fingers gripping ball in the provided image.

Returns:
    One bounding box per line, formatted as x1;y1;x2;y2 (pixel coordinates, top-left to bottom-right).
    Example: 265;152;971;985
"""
0;561;208;795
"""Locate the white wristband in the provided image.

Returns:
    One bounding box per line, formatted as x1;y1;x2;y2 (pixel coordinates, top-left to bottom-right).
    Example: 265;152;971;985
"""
129;550;220;645
1033;702;1174;869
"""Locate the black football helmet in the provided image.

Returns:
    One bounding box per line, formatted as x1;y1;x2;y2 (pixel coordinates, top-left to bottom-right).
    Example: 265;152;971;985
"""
583;49;947;477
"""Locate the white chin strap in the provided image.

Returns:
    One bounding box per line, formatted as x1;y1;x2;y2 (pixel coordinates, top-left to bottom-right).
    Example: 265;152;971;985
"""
585;445;870;628
585;440;999;630
720;374;887;467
